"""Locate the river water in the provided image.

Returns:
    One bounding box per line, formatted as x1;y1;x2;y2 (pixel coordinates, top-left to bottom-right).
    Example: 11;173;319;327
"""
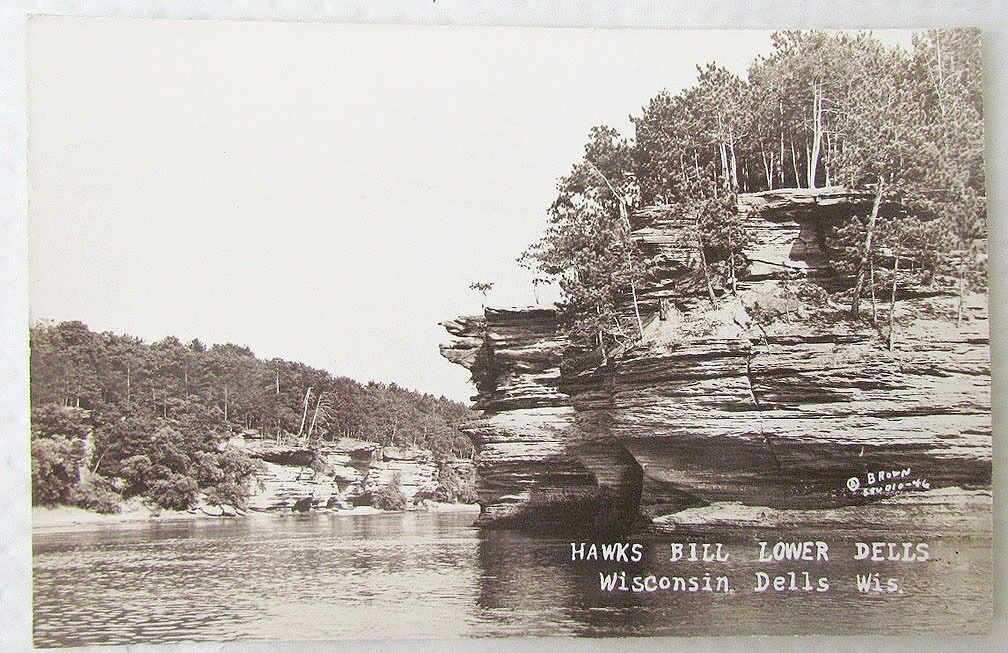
33;511;990;647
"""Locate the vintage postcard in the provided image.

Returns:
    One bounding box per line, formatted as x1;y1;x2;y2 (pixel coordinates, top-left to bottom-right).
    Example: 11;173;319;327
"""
27;17;991;646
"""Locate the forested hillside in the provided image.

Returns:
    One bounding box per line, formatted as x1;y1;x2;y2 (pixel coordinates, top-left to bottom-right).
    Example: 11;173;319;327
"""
30;320;475;511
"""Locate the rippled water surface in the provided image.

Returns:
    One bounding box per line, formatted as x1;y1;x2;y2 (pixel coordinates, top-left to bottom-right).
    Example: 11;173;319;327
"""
33;512;990;647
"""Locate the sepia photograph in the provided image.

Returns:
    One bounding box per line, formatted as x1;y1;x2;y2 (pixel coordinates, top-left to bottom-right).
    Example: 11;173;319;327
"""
25;16;991;647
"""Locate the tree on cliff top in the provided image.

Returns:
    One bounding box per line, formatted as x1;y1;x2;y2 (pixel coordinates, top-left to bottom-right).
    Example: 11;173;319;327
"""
517;29;985;359
826;29;985;326
522;126;650;362
468;281;494;310
910;29;987;324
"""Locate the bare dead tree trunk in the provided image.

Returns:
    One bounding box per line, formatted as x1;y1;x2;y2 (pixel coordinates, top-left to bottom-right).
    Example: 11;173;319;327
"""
790;136;802;188
727;229;737;296
957;252;966;327
761;146;773;189
597;303;609;366
778;129;785;187
719;140;729;190
808;81;823;189
824;129;832;187
618;200;645;339
308;392;323;443
91;448;107;475
728;126;739;191
870;258;877;324
297;387;312;440
585;160;644;340
850;178;885;319
697;226;717;306
888;253;900;351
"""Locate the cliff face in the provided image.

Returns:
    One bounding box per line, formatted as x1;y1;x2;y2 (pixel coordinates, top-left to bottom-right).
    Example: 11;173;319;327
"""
238;435;467;511
441;187;992;534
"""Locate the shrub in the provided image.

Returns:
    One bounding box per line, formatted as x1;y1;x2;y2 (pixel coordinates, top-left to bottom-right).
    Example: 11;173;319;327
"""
148;473;199;510
455;484;478;504
31;404;91;440
372;472;407;511
74;477;122;514
31;436;84;506
118;454;153;496
432;462;477;503
199;447;256;508
203;480;249;509
795;281;830;308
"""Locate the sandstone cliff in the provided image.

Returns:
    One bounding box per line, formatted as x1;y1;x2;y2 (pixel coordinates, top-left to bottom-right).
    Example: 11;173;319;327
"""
440;187;992;534
237;434;471;511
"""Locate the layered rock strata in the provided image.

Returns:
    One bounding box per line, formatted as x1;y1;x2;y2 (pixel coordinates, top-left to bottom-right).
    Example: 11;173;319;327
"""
239;435;465;511
441;187;992;534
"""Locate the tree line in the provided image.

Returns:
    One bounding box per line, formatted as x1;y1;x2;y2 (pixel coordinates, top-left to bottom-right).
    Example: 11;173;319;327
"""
522;29;986;356
30;320;476;510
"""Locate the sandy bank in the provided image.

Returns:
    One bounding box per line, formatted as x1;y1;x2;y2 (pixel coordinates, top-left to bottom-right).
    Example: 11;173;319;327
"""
33;504;196;532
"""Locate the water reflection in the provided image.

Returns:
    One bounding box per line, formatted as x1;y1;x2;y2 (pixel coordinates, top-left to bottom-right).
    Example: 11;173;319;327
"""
33;513;990;647
34;513;484;646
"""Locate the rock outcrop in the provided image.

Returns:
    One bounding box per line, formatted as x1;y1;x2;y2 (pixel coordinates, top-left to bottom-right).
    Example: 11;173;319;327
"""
441;187;992;534
238;435;467;511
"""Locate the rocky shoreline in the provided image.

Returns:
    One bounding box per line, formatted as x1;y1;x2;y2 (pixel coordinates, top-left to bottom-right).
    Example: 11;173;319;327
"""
32;424;480;534
32;501;480;534
234;433;476;512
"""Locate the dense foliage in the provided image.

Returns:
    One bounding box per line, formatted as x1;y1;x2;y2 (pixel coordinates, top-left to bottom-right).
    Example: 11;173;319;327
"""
523;29;986;353
431;462;478;504
372;472;407;511
30;321;476;510
521;126;651;358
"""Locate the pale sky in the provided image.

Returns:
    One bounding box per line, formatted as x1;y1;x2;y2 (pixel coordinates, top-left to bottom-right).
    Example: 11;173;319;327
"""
27;17;916;402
